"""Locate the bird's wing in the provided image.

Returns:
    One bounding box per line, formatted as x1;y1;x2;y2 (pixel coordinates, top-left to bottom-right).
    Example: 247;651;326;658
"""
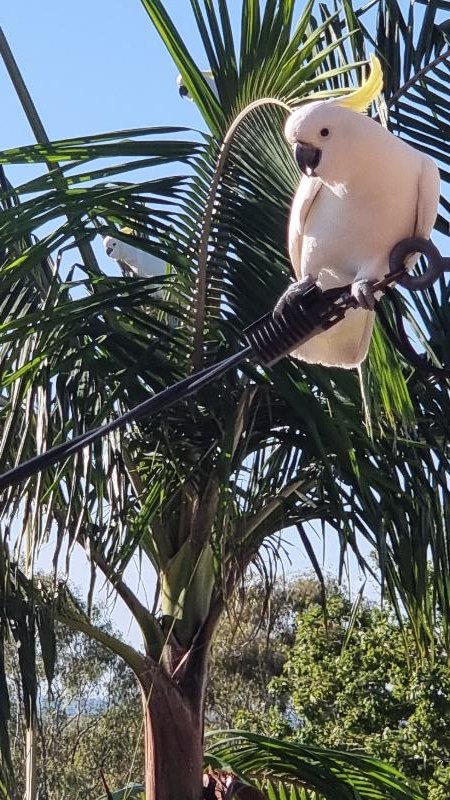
121;242;166;278
288;177;322;278
415;155;441;239
401;156;441;272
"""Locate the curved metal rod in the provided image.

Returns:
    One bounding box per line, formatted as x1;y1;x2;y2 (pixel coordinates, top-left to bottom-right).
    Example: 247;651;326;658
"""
389;237;450;291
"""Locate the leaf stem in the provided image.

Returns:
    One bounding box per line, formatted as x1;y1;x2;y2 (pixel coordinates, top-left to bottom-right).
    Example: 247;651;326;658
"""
385;47;450;109
192;98;291;371
0;26;100;275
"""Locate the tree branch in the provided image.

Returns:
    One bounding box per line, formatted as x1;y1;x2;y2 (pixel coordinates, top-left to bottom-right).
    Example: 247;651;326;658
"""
93;553;166;660
0;26;99;275
54;601;147;677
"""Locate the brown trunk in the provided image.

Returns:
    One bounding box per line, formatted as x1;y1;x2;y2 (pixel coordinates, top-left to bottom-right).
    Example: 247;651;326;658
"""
139;663;205;800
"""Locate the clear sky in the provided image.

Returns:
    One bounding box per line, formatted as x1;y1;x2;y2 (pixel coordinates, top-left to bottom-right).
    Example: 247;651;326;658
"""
0;2;206;147
0;2;384;646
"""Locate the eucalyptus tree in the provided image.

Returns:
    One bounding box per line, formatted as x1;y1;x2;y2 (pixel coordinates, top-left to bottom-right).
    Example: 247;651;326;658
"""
0;2;449;799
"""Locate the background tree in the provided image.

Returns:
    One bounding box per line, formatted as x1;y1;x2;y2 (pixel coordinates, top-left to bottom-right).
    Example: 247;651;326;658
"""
0;1;449;799
206;575;325;732
7;593;142;799
207;576;450;800
207;574;450;800
267;582;450;800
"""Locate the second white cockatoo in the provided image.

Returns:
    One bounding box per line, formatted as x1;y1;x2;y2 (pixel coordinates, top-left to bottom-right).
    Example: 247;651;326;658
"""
103;235;167;283
103;235;180;327
176;70;219;100
276;55;440;368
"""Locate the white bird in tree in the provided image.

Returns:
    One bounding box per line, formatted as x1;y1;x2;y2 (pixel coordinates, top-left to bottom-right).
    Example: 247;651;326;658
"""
103;235;167;280
177;70;219;100
277;55;440;369
103;233;178;326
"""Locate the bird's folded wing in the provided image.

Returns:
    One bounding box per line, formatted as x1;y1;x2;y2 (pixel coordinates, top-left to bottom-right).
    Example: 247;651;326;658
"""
288;176;322;278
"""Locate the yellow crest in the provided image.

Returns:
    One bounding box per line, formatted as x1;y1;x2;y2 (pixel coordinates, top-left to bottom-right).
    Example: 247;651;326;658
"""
337;55;383;113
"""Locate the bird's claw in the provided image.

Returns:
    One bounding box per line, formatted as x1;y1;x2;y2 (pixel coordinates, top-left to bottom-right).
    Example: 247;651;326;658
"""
351;279;376;310
273;276;315;320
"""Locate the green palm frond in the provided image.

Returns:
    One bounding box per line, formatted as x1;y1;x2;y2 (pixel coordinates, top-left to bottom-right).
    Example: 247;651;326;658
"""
205;730;424;800
0;0;448;669
0;559;55;793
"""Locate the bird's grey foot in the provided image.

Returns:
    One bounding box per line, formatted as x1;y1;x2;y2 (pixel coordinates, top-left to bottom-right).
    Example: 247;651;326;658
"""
274;276;315;320
351;279;376;310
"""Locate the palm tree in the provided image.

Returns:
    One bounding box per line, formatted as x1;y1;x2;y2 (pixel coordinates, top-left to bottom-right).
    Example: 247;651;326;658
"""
0;1;449;798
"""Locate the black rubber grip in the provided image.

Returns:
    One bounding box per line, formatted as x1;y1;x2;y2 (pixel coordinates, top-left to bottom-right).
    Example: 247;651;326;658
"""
244;283;349;366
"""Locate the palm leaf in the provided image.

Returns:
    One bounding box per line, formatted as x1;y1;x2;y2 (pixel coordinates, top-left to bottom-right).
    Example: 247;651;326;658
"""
0;0;448;725
205;730;424;800
0;557;56;793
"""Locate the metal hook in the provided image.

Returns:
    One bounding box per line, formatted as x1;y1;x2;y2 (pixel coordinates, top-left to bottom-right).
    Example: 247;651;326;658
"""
389;236;450;291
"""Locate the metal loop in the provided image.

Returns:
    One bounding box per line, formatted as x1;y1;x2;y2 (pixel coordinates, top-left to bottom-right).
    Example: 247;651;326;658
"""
389;236;447;291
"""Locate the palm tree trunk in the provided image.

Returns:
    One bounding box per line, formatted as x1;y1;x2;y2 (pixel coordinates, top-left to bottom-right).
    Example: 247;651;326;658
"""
139;665;204;800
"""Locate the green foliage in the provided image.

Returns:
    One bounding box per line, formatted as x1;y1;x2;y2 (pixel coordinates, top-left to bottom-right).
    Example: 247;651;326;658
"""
96;788;144;800
0;1;450;798
0;562;56;796
206;576;325;732
206;575;450;799
206;729;424;800
263;583;450;800
10;574;450;800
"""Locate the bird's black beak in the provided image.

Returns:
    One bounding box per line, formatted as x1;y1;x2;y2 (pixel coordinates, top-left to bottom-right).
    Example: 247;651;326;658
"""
295;142;322;176
106;246;113;256
179;85;189;98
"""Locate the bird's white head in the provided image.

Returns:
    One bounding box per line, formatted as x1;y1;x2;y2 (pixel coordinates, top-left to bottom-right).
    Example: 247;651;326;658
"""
103;235;122;260
284;55;384;183
176;70;218;100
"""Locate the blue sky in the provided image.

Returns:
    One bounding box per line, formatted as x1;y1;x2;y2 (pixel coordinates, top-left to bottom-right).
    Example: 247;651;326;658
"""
0;1;206;148
0;2;398;642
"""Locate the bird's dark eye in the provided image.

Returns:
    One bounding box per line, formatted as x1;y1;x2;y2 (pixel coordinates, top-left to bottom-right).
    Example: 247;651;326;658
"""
320;127;330;137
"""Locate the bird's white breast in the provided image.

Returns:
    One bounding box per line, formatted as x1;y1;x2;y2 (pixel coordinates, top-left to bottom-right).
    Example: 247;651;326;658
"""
301;142;422;288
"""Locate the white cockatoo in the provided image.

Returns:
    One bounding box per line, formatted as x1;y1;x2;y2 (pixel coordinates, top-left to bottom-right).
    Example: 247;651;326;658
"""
176;70;219;100
103;234;180;328
277;55;440;368
103;235;167;280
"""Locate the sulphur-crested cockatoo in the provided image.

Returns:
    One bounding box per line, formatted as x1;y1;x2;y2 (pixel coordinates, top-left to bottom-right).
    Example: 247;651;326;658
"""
176;70;219;100
276;55;440;368
103;235;167;280
103;234;180;327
